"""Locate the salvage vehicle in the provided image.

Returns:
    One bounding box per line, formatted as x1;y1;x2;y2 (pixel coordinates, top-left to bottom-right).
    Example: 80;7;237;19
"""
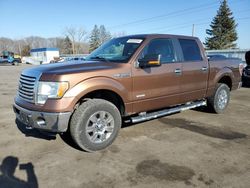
242;51;250;87
0;51;21;65
13;34;242;151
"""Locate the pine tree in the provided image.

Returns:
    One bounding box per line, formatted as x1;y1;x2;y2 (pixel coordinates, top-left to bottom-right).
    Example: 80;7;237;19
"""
62;36;73;54
99;25;112;44
205;0;238;50
89;25;101;52
21;45;31;56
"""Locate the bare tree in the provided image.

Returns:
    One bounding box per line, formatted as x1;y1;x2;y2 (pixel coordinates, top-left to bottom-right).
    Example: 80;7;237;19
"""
0;38;28;55
0;38;15;52
99;25;111;44
0;27;88;56
64;26;87;54
64;27;76;54
23;36;48;49
76;27;87;54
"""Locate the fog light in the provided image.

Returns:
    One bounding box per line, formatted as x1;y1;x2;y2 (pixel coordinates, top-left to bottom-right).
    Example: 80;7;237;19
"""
37;118;46;127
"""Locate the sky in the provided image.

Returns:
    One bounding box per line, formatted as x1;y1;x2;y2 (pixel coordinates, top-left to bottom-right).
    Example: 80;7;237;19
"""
0;0;249;48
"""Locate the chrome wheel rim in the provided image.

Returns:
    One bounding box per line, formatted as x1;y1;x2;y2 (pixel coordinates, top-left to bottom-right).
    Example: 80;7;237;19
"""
217;89;228;109
86;111;115;144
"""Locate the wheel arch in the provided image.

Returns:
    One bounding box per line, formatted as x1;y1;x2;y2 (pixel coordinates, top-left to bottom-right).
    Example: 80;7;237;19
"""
214;67;234;90
79;89;126;116
218;75;232;90
65;77;128;116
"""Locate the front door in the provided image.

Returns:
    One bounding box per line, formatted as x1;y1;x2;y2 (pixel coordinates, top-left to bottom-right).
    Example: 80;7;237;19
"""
132;38;182;113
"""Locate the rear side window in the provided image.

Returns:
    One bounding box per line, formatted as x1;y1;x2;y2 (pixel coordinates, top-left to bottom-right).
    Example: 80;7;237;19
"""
179;39;202;61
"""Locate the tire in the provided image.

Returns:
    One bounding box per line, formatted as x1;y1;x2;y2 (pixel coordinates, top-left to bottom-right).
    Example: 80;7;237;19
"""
12;61;19;66
207;83;230;114
70;99;121;152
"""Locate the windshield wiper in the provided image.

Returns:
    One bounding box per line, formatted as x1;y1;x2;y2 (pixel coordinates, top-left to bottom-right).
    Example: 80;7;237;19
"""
89;56;109;62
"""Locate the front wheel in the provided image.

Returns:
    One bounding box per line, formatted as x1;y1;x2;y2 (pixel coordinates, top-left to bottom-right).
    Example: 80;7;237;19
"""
70;99;121;152
207;83;230;114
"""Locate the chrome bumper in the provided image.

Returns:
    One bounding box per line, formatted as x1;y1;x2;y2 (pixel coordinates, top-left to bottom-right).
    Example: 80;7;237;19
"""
13;103;72;133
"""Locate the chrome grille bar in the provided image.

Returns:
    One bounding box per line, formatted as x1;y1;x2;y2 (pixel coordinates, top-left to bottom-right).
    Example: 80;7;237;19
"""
18;74;36;103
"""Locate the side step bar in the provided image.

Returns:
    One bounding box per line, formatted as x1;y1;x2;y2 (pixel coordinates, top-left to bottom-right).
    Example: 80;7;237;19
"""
130;100;206;124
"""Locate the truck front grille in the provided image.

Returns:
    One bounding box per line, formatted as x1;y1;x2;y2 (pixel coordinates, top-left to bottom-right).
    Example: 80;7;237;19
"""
246;68;250;75
18;74;36;103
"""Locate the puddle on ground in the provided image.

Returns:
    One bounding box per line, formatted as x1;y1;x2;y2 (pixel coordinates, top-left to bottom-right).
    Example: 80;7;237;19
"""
197;174;214;186
159;118;247;140
135;159;195;182
80;174;115;188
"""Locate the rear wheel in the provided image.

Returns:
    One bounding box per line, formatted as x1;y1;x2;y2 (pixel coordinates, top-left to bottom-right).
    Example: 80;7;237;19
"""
70;99;121;152
207;83;230;113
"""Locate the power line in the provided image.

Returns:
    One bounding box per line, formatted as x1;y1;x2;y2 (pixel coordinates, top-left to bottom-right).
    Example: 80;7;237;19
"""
108;0;220;29
135;18;209;33
108;0;248;30
146;17;250;33
133;8;250;34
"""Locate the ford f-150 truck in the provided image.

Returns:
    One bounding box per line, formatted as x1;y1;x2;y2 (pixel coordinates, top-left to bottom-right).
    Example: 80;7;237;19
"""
13;34;242;151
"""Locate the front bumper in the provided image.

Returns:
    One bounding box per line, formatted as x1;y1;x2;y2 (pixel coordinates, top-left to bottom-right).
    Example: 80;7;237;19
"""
13;103;72;133
242;74;250;81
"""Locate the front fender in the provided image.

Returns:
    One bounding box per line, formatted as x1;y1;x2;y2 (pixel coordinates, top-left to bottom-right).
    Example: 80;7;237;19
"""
64;77;130;103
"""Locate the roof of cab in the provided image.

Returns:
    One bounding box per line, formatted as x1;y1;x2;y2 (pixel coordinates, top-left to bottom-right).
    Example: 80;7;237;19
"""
117;34;199;40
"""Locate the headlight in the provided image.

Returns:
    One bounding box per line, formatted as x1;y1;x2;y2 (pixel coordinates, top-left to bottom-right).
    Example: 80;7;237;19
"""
37;81;69;104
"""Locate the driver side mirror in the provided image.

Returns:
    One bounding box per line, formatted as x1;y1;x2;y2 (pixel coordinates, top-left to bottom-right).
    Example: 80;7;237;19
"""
138;54;162;68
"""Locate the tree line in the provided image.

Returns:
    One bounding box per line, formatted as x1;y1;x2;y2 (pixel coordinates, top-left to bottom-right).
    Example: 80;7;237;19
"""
0;25;125;56
0;0;239;56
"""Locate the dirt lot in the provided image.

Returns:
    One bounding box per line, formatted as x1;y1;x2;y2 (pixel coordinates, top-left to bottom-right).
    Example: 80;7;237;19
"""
0;64;249;188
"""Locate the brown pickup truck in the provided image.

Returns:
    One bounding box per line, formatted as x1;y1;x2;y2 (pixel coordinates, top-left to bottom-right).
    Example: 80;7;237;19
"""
13;34;242;151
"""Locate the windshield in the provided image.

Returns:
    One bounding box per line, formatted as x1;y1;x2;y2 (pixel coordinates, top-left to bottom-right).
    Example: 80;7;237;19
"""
85;37;145;63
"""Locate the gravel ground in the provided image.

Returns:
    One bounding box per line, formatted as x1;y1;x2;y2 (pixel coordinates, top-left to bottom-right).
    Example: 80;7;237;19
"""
0;64;249;188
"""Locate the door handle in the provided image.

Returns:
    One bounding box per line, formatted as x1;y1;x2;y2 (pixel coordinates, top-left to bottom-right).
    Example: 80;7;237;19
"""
201;67;208;72
175;68;182;75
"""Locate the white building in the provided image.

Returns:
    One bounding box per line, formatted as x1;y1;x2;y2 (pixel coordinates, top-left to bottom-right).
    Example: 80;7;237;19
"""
29;48;59;64
206;49;250;62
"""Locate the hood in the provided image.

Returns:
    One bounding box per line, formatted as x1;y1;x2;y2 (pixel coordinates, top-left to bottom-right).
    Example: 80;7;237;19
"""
22;61;119;77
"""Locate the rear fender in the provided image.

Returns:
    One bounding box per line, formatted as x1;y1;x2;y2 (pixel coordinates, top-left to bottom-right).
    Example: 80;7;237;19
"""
213;67;234;87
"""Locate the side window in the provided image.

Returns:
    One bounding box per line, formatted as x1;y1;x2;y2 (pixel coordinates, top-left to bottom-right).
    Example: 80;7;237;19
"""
179;39;203;61
139;38;177;64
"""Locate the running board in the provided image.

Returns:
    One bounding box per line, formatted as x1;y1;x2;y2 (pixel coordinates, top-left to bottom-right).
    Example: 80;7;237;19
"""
131;100;206;124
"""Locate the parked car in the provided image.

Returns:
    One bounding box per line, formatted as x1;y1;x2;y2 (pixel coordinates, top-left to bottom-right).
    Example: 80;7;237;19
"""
59;55;88;63
0;51;21;65
207;54;227;60
50;57;65;63
13;34;242;152
242;51;250;86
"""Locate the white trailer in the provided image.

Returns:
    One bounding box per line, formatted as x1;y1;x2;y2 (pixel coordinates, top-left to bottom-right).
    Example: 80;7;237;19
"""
29;48;59;65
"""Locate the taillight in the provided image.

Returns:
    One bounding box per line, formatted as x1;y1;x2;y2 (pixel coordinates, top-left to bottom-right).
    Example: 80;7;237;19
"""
239;63;245;76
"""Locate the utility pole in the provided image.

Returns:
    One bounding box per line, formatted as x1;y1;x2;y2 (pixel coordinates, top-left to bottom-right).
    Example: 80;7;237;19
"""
18;41;22;56
192;24;195;36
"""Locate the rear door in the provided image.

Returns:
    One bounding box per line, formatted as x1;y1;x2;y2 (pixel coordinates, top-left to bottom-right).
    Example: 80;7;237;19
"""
177;38;208;103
